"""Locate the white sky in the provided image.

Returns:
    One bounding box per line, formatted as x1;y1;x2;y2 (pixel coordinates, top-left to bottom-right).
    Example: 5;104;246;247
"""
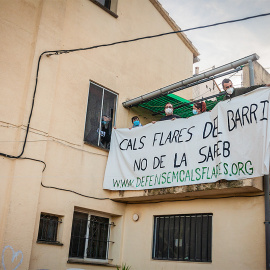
158;0;270;86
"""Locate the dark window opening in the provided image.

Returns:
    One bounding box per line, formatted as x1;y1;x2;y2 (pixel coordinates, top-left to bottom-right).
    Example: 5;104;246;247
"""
37;214;61;243
69;211;113;260
152;214;212;262
96;0;111;9
84;82;117;150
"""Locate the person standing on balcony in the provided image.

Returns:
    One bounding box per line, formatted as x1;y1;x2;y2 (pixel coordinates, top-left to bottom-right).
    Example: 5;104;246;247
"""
193;101;207;115
152;103;181;124
130;116;143;129
222;78;270;100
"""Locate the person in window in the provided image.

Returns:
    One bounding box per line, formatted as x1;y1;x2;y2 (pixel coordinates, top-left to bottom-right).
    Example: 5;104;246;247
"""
99;115;112;149
193;101;206;115
222;78;270;100
114;116;143;130
131;116;143;128
152;103;180;123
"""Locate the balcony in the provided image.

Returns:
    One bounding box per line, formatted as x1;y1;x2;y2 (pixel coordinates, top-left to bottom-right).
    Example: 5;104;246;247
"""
111;177;263;203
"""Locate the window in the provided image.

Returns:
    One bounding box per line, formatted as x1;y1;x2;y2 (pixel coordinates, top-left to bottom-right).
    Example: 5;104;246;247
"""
84;82;117;150
37;213;62;243
90;0;118;17
96;0;111;9
152;213;212;262
69;211;114;261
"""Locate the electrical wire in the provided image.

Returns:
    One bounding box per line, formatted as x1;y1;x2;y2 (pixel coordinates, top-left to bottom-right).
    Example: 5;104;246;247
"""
41;181;114;201
0;126;108;157
40;179;265;204
1;12;269;163
0;52;47;170
217;69;241;86
19;157;47;172
45;12;270;57
151;67;241;115
1;12;270;201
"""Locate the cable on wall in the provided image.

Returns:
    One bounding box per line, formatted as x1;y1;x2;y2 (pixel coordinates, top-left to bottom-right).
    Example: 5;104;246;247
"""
40;179;266;203
41;180;114;201
1;12;269;199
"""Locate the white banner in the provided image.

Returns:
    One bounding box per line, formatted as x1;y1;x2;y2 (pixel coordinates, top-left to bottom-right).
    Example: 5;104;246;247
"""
103;87;270;190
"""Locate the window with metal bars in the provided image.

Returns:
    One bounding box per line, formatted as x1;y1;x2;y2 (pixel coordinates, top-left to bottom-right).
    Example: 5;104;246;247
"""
152;213;212;262
84;82;117;150
37;213;62;243
69;211;114;261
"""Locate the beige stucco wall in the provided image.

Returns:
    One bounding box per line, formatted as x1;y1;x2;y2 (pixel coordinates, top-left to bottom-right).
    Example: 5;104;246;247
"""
122;196;265;270
243;60;270;87
0;1;266;270
0;0;195;269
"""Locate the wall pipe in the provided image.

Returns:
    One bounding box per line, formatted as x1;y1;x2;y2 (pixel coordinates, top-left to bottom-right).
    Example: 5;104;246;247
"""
248;59;255;86
122;53;259;108
264;174;270;270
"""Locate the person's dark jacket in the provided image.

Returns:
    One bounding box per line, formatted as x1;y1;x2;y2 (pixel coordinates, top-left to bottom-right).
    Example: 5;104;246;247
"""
223;84;266;100
160;114;181;121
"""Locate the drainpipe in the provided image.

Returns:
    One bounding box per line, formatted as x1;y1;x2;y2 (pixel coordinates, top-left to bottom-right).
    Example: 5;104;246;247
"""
249;60;270;269
248;59;255;86
264;174;270;270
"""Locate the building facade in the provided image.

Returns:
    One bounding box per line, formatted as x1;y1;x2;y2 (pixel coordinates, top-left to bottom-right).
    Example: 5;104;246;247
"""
192;67;221;101
0;1;266;270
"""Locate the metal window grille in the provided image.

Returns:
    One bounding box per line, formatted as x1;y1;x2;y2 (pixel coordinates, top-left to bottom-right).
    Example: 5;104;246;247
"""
152;213;212;262
37;214;61;242
84;82;118;150
69;211;114;260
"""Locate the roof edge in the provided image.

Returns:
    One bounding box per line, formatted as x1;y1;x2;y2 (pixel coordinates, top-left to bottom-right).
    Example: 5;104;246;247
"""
149;0;199;57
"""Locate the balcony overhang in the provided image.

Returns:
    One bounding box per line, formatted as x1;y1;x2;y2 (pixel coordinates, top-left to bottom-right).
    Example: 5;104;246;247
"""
136;91;225;118
122;54;259;115
111;177;263;203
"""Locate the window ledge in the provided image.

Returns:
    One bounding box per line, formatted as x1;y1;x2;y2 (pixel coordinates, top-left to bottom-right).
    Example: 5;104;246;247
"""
90;0;118;18
84;141;110;153
152;258;212;263
68;258;118;267
36;240;63;246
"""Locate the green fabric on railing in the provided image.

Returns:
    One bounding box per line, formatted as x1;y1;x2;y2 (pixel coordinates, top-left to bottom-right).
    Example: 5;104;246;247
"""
138;93;225;118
